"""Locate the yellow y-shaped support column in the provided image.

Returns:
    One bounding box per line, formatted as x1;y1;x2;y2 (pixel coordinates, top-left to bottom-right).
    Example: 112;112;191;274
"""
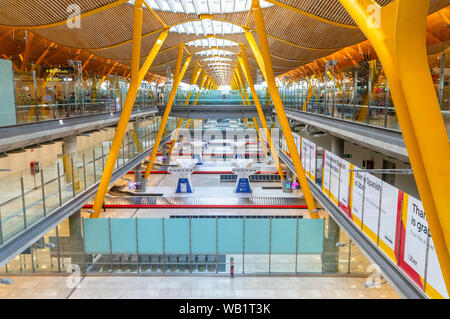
339;0;450;296
91;1;168;218
168;63;203;156
237;49;285;181
144;48;192;179
249;0;318;218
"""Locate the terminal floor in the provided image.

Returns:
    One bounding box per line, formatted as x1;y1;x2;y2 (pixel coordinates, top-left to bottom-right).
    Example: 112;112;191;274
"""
0;275;400;299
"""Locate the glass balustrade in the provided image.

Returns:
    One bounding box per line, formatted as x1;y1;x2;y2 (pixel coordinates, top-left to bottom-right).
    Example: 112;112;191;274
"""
0;116;177;248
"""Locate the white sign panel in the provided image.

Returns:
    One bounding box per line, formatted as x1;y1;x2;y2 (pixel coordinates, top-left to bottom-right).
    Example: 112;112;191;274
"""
362;174;382;242
322;150;331;195
351;167;365;228
338;158;350;213
378;181;399;260
403;195;427;280
329;153;340;204
404;195;448;298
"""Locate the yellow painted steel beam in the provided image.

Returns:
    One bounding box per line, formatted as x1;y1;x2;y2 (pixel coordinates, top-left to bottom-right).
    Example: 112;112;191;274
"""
235;65;252;104
144;52;192;179
82;54;94;71
339;0;450;297
238;49;285;180
250;0;318;219
100;61;119;84
252;117;269;156
89;17;343;52
91;0;167;218
243;29;268;82
30;42;56;71
138;28;170;80
142;0;167;27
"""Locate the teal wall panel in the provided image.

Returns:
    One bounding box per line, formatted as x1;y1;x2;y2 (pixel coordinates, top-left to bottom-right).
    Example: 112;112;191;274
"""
218;219;243;254
191;219;216;254
298;219;324;254
271;219;297;254
245;219;270;253
84;219;110;254
111;219;136;254
137;218;163;254
164;219;189;254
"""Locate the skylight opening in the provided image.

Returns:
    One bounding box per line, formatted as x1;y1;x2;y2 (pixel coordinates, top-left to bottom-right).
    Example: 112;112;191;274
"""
186;38;238;47
195;49;234;56
170;19;243;35
128;0;274;14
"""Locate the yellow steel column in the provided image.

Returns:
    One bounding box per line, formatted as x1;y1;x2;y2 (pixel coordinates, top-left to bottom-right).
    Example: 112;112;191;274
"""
252;117;269;158
339;0;450;296
250;0;318;218
144;50;192;179
237;50;285;180
91;0;146;218
235;66;251;104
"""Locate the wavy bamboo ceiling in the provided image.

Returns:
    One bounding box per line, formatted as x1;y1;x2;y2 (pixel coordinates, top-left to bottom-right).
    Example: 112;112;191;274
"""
0;0;448;85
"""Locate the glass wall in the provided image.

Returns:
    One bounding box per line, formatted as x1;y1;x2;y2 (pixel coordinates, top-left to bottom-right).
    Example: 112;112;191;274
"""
11;69;158;126
0;116;179;248
1;212;376;276
279;132;449;299
280;51;449;133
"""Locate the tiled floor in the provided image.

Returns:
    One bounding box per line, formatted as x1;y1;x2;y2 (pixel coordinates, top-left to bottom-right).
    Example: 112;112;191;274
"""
0;275;400;299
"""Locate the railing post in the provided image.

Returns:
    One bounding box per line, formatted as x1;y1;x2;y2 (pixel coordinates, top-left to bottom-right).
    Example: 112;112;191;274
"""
438;52;446;107
269;216;272;274
71;157;76;197
384;81;390;128
20;177;27;229
295;216;299;274
135;217;140;273
57;163;62;206
108;217;113;273
0;208;3;246
101;144;105;169
93;149;97;183
216;216;219;274
55;225;61;272
189;216;192;274
32;70;39;122
40;168;46;216
162;218;166;274
82;153;87;189
242;216;245;275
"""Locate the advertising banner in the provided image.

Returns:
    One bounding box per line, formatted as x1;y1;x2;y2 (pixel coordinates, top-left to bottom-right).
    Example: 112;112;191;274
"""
350;166;365;229
337;158;351;216
377;182;401;263
361;174;382;243
322;150;331;196
399;194;448;299
328;153;340;205
301;137;317;183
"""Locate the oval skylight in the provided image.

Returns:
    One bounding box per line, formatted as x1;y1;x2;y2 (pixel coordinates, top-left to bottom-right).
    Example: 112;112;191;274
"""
195;48;234;56
186;38;238;47
128;0;274;14
171;19;243;35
